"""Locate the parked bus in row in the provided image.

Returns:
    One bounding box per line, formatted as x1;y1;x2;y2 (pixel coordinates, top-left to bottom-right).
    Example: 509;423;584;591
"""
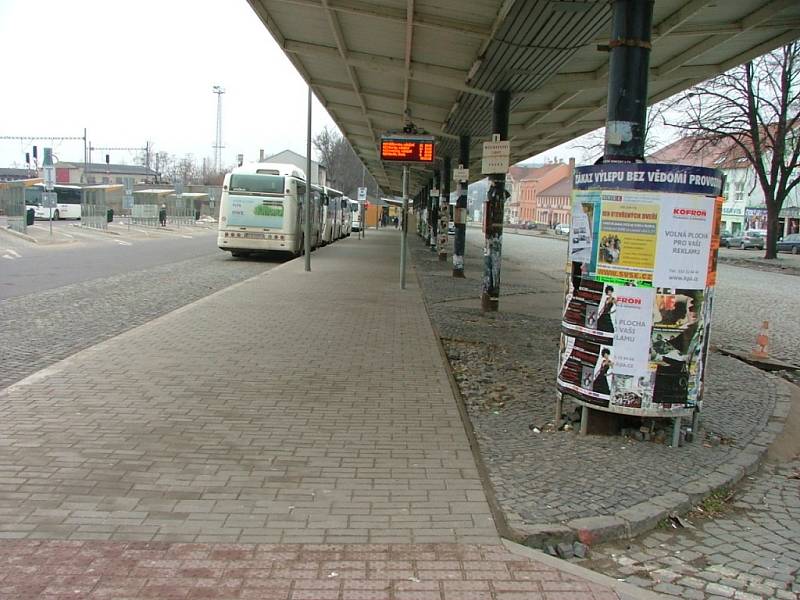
349;198;362;231
25;184;83;220
217;162;351;258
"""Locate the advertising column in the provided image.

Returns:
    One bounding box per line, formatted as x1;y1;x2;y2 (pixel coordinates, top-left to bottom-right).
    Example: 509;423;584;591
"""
557;163;723;418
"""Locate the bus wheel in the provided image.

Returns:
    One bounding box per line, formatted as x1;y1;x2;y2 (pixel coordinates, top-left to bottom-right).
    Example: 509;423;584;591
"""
53;210;60;220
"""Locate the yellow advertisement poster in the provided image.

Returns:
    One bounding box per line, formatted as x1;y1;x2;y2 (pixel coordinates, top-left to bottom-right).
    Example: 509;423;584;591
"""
596;201;659;283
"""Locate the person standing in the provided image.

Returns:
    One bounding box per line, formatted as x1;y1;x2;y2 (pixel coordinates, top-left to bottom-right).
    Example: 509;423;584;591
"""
159;204;167;227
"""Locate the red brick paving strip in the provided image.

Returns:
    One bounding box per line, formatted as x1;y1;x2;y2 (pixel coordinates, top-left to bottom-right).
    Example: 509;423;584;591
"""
0;542;621;599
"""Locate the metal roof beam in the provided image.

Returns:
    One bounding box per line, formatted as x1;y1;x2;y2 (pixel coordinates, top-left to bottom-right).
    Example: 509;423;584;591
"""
270;0;490;37
318;0;390;187
611;18;800;39
334;108;459;139
284;39;490;97
309;77;452;111
654;0;798;77
653;0;715;37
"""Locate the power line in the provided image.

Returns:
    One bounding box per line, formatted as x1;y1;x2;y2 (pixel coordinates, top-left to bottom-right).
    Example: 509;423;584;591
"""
0;135;84;141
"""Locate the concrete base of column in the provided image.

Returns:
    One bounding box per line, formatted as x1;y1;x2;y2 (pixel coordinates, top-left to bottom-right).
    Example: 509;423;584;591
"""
481;294;498;312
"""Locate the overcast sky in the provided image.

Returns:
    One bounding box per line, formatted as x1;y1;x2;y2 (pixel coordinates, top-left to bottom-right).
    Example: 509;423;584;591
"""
0;0;338;169
0;0;601;172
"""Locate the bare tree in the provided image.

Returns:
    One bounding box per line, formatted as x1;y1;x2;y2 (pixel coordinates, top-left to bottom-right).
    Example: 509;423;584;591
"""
313;126;381;198
666;43;800;259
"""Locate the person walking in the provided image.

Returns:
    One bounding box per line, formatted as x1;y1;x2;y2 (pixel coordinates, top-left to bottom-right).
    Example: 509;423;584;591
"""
159;204;167;227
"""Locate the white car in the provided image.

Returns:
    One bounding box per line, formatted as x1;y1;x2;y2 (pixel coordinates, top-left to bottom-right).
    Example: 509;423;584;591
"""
554;223;570;235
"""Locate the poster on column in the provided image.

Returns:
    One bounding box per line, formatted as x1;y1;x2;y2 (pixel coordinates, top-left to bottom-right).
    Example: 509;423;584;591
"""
652;195;715;289
595;199;659;284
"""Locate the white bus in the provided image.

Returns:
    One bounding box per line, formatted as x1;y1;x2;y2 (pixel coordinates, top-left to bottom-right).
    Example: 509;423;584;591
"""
25;184;83;220
217;162;321;257
349;198;362;231
341;196;352;237
320;185;343;244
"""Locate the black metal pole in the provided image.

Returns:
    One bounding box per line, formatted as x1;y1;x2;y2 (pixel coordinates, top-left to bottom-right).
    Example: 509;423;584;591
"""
482;90;510;312
430;173;440;251
453;135;469;277
438;158;451;261
604;0;654;162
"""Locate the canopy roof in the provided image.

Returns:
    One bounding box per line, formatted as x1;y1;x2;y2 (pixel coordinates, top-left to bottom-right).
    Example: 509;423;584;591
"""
248;0;800;195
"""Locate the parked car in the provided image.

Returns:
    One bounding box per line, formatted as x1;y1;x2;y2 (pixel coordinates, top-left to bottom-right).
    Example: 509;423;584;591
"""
777;233;800;254
719;231;732;248
729;229;766;250
554;223;570;235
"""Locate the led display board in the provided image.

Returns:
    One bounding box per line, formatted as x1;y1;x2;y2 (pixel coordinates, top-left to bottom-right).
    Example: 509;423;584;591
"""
380;136;435;163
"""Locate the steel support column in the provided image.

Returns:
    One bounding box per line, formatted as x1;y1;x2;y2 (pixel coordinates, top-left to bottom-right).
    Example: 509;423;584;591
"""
438;157;451;261
400;165;409;289
481;90;510;312
430;173;440;251
604;0;655;161
453;135;469;277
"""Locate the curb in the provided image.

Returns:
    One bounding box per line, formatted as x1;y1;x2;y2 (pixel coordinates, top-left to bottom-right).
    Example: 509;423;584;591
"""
502;539;667;600
407;233;796;552
509;361;793;549
1;226;38;244
410;243;520;545
0;254;300;399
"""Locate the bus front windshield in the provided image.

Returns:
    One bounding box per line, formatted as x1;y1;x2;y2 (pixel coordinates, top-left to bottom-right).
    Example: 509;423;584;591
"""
229;174;284;196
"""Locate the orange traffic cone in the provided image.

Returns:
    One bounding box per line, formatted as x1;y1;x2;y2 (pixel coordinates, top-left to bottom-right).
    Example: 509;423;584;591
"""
752;320;770;359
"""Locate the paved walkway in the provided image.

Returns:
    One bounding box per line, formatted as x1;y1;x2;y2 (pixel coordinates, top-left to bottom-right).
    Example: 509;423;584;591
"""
0;231;641;598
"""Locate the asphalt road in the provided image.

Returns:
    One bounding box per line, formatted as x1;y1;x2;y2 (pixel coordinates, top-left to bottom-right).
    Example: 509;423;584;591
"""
0;223;224;299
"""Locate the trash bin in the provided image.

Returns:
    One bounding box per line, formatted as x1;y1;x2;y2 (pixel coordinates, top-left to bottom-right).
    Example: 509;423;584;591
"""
26;208;34;226
107;208;114;223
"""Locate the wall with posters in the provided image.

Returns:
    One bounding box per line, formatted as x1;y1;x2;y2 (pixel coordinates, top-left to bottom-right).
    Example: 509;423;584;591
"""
558;164;723;417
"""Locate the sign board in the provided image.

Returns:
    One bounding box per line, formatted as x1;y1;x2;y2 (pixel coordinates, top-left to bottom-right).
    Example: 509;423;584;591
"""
429;188;440;197
43;166;55;191
380;135;435;163
481;137;510;174
453;167;469;182
358;187;367;201
42;192;57;208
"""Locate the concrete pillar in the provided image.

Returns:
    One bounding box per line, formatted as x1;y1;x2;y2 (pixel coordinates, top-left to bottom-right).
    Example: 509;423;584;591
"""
453;136;469;278
438;158;451;261
430;172;440;252
481;90;510;312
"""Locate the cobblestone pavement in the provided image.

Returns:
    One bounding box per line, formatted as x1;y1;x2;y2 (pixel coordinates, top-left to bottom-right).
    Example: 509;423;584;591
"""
581;459;800;600
0;252;279;391
0;541;625;600
410;229;791;532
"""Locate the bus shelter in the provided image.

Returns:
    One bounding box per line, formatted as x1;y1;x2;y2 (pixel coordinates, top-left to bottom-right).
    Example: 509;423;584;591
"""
168;192;208;225
81;184;124;230
132;189;173;227
0;178;41;234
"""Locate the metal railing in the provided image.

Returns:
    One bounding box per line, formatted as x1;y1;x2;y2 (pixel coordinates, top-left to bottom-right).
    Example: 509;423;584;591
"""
81;203;109;230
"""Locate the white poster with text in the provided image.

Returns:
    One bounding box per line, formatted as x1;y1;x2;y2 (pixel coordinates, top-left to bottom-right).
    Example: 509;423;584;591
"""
612;286;655;378
653;195;714;290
